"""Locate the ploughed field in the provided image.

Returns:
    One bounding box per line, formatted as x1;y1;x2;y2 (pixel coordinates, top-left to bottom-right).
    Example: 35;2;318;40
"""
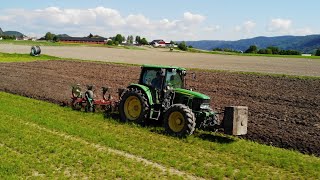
1;60;319;156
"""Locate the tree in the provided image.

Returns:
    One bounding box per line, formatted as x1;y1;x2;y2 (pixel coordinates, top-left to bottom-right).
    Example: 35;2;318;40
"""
44;32;54;41
114;41;119;46
257;49;267;54
212;48;222;51
135;36;141;44
127;35;134;44
88;33;93;38
140;38;148;45
106;40;113;45
178;42;188;51
267;46;280;54
266;48;273;54
53;35;59;42
315;49;320;56
245;45;257;53
114;34;123;43
126;36;130;44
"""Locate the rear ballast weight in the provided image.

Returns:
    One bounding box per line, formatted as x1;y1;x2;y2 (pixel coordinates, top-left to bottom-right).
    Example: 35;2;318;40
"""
70;64;248;137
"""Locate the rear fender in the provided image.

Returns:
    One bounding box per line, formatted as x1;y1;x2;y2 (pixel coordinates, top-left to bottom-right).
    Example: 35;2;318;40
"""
127;84;154;106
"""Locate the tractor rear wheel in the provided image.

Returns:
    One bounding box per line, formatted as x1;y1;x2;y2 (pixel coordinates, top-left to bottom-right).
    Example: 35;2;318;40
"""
164;104;196;137
119;88;149;124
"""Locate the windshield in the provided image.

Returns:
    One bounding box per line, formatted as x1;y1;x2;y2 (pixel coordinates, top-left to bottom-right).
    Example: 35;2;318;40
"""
165;69;183;88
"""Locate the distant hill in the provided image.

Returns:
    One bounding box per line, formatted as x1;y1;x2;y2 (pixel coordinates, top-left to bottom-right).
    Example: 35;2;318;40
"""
3;31;25;37
185;35;320;54
0;27;25;37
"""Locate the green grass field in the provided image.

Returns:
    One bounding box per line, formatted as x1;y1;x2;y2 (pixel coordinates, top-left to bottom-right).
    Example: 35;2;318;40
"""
0;52;64;63
186;47;320;59
0;92;319;179
0;40;144;50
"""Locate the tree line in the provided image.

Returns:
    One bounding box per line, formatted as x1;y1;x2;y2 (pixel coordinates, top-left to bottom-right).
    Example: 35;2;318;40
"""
244;45;301;55
44;32;149;45
0;35;16;40
41;32;320;55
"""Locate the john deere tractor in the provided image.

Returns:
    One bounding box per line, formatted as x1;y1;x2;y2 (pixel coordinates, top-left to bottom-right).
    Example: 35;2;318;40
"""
119;64;224;137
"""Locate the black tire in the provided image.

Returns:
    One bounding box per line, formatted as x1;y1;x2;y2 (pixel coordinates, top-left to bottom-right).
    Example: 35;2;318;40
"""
119;88;149;124
36;46;41;55
30;46;41;56
163;104;196;137
30;46;37;56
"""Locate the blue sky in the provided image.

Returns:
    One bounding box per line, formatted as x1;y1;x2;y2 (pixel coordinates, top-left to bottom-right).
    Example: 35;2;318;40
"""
0;0;318;40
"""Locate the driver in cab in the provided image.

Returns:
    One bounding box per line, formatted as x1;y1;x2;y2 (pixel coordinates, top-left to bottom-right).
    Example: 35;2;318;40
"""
151;71;163;89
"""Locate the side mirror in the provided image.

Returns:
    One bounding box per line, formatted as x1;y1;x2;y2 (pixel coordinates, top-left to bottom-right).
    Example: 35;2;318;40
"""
160;68;166;76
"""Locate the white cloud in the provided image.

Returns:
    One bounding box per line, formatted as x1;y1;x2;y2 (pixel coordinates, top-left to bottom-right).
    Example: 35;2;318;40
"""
294;27;313;35
0;6;215;40
126;14;150;29
267;18;313;36
204;25;221;32
158;19;178;29
183;12;206;24
235;20;256;33
243;21;256;32
268;18;292;33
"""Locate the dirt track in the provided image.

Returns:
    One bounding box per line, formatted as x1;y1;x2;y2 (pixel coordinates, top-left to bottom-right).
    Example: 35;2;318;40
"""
1;44;320;76
0;60;319;156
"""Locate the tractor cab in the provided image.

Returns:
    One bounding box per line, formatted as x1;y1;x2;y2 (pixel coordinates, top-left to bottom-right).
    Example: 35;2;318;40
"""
138;65;188;111
138;64;186;91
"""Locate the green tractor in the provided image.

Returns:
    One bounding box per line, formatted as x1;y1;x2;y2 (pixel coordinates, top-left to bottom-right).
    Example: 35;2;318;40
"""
119;64;227;137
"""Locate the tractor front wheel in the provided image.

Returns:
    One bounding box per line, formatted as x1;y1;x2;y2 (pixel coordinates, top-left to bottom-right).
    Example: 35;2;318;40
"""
119;88;149;124
164;104;196;137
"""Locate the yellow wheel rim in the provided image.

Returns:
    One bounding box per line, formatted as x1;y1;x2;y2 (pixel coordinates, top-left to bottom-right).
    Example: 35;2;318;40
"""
168;111;185;132
124;96;142;121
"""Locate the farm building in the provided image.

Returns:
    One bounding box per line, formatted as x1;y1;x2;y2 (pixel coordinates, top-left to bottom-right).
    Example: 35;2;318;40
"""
150;39;176;48
59;37;110;44
150;39;166;47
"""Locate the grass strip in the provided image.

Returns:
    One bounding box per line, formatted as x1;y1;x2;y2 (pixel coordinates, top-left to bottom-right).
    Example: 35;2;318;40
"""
0;40;145;50
0;52;64;63
0;92;319;179
0;111;181;179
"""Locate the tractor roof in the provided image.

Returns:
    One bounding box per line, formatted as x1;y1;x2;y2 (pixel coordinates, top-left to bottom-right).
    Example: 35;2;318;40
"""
142;64;186;71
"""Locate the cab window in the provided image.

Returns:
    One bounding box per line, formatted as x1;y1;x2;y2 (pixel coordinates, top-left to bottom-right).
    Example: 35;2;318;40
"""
165;69;183;88
142;70;157;86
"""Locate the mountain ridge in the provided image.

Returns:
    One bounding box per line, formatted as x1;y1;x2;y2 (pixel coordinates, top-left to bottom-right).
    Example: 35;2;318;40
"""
185;35;320;53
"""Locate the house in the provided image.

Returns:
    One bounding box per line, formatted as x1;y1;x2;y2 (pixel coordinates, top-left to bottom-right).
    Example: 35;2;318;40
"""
150;39;166;47
58;37;109;44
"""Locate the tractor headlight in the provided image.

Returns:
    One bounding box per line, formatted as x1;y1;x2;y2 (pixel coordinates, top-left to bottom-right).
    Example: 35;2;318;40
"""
200;104;210;109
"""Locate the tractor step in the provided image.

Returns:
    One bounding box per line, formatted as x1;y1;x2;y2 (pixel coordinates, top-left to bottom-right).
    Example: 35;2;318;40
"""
150;109;161;120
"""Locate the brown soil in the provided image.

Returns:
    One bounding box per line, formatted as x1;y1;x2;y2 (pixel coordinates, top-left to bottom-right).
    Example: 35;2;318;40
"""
1;60;319;156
